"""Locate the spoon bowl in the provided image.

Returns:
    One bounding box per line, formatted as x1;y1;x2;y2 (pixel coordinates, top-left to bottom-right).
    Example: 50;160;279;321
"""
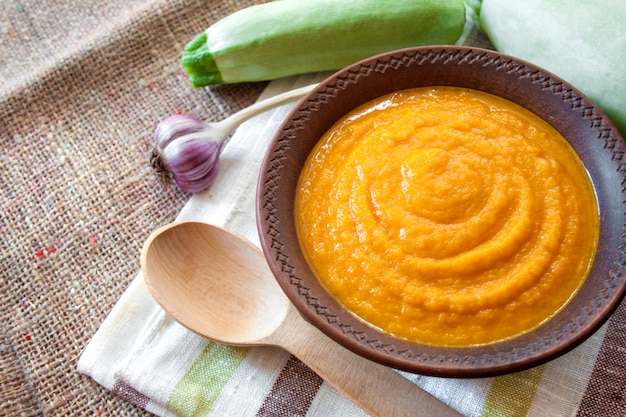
141;221;463;417
142;221;288;344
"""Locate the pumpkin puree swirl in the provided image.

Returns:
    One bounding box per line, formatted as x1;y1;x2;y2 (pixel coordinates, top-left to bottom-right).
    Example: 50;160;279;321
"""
296;87;599;347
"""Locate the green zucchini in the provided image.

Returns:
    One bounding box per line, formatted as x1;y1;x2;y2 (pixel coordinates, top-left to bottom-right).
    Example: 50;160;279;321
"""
182;0;466;87
476;0;626;137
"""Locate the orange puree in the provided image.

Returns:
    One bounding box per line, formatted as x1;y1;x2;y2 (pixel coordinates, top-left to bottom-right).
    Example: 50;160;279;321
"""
296;86;599;347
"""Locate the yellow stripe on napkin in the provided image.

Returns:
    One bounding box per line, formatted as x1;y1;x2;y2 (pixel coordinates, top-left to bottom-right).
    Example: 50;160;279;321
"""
167;342;249;417
482;365;545;417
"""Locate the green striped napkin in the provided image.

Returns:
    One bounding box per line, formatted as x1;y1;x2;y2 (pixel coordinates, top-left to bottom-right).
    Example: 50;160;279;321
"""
78;73;612;417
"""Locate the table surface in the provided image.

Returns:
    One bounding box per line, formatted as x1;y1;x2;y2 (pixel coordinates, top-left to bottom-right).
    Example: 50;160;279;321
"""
1;1;624;416
1;1;265;415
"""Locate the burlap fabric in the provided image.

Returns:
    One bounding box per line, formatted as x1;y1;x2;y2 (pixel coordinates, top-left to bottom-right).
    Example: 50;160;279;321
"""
0;0;264;415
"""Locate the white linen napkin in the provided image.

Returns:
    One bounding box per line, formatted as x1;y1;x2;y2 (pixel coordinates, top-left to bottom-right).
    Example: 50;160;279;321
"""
78;22;613;414
78;72;609;417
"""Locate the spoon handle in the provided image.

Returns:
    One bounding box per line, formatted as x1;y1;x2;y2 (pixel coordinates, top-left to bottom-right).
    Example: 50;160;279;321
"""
272;307;463;417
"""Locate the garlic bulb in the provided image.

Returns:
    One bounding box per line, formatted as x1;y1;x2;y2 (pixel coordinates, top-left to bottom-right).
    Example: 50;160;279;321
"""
150;83;318;193
151;115;225;193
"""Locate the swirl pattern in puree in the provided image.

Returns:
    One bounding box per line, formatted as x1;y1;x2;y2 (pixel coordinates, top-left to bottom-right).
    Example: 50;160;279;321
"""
296;87;599;347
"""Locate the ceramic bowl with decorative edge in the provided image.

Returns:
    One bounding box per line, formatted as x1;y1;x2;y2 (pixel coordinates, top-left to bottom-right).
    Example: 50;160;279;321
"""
256;46;626;378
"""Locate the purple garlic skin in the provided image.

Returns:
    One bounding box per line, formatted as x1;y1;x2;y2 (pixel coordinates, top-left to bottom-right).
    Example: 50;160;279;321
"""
152;114;226;193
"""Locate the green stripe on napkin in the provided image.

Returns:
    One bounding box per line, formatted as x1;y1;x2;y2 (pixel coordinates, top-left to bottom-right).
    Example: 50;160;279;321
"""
481;365;545;417
167;343;249;417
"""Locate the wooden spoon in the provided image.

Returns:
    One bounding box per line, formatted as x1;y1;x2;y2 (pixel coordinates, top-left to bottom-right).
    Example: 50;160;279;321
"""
141;221;463;417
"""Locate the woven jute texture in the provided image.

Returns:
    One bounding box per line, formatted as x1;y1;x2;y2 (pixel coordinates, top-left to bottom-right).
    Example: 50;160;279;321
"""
0;0;264;415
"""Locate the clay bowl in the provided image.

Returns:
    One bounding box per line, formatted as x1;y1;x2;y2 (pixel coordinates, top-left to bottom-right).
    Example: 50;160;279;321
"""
255;46;626;378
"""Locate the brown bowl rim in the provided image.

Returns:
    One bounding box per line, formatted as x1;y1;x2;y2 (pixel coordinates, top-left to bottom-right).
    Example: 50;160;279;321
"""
256;45;626;378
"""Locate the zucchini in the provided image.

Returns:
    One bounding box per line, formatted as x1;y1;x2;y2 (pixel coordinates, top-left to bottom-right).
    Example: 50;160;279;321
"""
477;0;626;137
182;0;466;87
